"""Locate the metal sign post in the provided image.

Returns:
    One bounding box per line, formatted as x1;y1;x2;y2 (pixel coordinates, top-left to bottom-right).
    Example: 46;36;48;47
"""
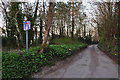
23;21;31;52
26;30;28;52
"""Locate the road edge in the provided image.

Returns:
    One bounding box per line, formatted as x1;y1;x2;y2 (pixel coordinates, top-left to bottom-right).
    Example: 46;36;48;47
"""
97;45;119;65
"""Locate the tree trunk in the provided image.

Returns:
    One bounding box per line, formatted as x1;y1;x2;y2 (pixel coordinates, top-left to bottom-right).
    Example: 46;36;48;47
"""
40;2;55;53
39;18;43;41
83;24;86;37
71;19;74;38
71;2;74;39
33;0;39;44
67;25;69;36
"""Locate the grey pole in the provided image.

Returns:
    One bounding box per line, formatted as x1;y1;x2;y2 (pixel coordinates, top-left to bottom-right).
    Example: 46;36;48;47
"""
26;30;28;52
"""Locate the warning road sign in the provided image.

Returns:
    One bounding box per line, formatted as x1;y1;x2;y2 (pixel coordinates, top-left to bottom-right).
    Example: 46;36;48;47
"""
23;21;31;31
23;21;31;52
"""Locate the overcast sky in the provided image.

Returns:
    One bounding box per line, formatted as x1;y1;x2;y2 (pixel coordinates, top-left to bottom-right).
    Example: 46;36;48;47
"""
0;0;95;28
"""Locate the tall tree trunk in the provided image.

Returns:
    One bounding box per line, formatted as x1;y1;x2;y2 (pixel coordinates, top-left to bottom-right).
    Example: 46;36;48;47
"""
71;2;74;39
39;18;43;41
15;15;24;49
60;20;63;37
51;22;54;38
39;0;45;43
78;28;81;37
40;2;55;53
67;25;69;36
1;1;10;37
33;0;39;44
83;24;86;37
71;19;74;38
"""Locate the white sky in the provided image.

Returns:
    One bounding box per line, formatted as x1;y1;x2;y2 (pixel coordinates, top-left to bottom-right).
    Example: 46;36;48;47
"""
0;0;95;28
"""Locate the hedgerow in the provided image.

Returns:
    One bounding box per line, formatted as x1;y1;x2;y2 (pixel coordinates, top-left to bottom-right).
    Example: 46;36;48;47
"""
2;43;87;78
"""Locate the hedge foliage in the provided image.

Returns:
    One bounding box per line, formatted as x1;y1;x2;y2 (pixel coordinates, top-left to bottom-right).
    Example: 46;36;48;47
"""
2;43;87;78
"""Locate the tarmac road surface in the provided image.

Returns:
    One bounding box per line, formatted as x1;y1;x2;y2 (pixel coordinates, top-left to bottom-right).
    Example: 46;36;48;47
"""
31;45;118;78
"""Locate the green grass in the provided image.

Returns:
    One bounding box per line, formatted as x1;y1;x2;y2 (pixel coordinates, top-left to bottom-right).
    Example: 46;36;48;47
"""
2;38;87;78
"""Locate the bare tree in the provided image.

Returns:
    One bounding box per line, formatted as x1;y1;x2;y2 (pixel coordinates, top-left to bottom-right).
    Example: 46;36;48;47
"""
40;2;55;53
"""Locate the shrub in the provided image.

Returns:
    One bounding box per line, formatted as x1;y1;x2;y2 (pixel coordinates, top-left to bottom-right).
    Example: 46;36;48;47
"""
2;51;46;78
50;37;82;45
2;43;87;78
2;37;17;50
